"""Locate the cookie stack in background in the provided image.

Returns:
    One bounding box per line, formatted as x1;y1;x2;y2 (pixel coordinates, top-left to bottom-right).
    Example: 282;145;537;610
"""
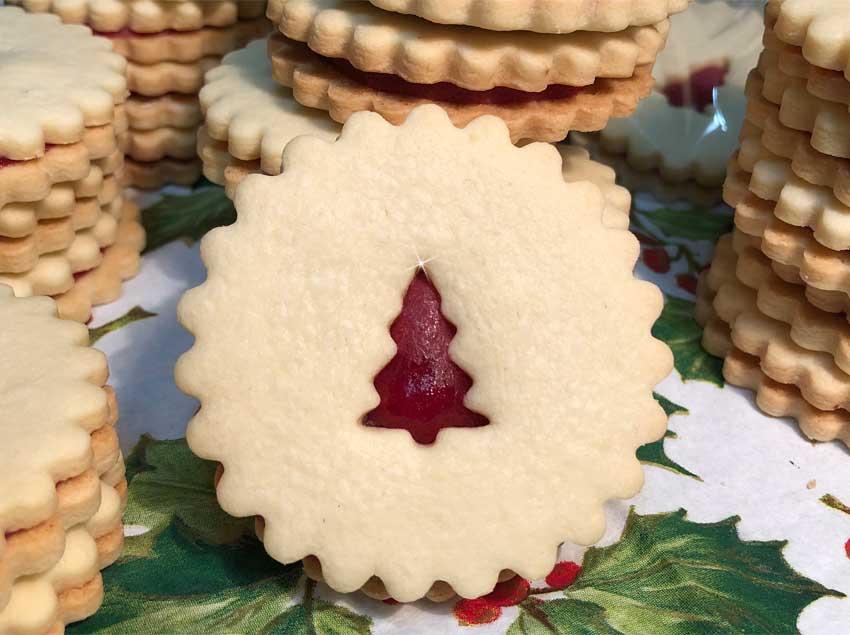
573;0;764;204
9;0;271;189
698;0;850;448
0;7;144;323
197;0;690;193
0;287;127;632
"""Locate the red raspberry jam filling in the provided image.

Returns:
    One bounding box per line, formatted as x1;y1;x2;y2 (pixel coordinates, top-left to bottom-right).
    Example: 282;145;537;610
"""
94;27;192;38
0;144;56;170
329;57;583;106
364;270;489;445
661;64;729;113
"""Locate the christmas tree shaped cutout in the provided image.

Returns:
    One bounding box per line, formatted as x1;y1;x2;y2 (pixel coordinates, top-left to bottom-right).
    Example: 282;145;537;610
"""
363;269;489;444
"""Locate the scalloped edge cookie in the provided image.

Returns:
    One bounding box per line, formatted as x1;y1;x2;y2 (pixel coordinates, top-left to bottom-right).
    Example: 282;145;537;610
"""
125;94;203;131
268;0;669;92
124;127;198;162
122;157;202;189
127;57;219;98
366;0;689;34
268;34;654;142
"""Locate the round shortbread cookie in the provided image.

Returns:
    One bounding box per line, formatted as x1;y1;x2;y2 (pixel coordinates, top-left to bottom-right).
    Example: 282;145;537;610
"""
125;94;203;131
177;105;671;602
766;0;850;77
0;7;127;161
366;0;689;34
268;0;670;92
268;34;655;142
697;238;850;448
7;0;265;33
200;39;341;175
122;157;202;189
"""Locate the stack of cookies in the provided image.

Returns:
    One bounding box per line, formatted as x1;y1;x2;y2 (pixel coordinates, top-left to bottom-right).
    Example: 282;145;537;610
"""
698;0;850;448
0;7;145;322
0;287;127;632
10;0;271;189
198;0;691;194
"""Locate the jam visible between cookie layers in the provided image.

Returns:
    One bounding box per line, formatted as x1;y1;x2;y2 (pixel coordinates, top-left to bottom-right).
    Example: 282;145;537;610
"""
364;270;489;445
328;57;584;106
95;27;198;38
0;144;56;169
661;64;729;113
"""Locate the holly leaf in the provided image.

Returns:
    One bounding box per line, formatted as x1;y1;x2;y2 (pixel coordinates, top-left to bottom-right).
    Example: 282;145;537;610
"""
653;295;724;386
637;394;698;479
122;435;252;557
508;599;622;634
273;595;373;635
563;508;842;634
142;186;235;253
89;306;156;344
637;207;732;243
68;521;303;634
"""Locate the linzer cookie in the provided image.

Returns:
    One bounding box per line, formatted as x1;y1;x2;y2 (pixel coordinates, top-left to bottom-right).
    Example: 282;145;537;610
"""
177;105;671;602
0;287;125;619
268;0;669;92
7;0;265;33
123;157;202;189
125;95;203;131
588;0;761;191
268;33;655;142
366;0;688;34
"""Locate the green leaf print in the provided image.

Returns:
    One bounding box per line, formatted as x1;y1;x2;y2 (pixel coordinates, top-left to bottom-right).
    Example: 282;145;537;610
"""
142;186;236;253
272;580;373;635
89;306;157;344
563;509;842;634
636;207;732;244
637;394;698;479
122;435;252;557
653;295;725;386
508;599;622;635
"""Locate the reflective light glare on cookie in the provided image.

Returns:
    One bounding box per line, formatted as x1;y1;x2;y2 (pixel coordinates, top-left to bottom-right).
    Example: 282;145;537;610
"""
364;269;489;444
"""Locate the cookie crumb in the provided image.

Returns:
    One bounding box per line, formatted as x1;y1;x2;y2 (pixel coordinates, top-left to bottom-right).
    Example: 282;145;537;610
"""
807;480;817;490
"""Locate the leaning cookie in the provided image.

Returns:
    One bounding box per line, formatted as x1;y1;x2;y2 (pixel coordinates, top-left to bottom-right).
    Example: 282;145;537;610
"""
177;105;671;602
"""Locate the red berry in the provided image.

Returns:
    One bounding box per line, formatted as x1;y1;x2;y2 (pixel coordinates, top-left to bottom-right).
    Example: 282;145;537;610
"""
545;561;582;589
676;274;698;295
844;538;850;560
485;576;531;607
642;248;671;274
453;599;502;626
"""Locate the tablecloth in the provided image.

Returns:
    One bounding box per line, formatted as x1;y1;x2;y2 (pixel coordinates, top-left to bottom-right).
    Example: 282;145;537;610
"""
66;180;850;635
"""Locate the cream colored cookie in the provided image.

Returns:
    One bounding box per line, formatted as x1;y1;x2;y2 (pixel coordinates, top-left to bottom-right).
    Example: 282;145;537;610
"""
200;39;341;175
0;145;92;209
7;0;265;33
127;57;219;97
268;34;655;142
766;0;850;77
106;16;270;64
124;126;198;162
268;0;669;92
0;7;126;161
177;105;671;602
53;200;146;322
123;157;202;189
366;0;689;34
125;94;203;131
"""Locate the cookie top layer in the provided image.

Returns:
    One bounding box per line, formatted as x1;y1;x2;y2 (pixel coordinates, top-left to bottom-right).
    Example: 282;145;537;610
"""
0;7;127;160
7;0;265;33
0;287;109;538
268;0;670;92
200;39;340;175
768;0;850;74
177;105;671;602
366;0;689;33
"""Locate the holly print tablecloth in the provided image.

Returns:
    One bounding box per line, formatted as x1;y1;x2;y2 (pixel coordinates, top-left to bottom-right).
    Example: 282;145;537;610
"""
67;181;850;635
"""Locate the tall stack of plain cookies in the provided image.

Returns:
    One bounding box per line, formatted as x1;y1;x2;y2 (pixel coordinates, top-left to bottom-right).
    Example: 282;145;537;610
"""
10;0;271;189
0;7;145;323
699;0;850;449
198;0;691;194
0;286;127;633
